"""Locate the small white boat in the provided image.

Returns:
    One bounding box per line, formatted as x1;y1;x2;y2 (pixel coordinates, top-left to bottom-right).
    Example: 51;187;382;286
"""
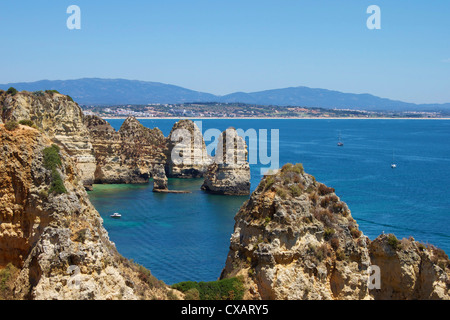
110;213;122;218
391;150;397;168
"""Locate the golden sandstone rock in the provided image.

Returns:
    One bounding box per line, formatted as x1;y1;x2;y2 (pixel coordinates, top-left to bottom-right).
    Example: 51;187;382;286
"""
1;91;97;189
201;127;251;196
220;164;450;300
0;124;178;300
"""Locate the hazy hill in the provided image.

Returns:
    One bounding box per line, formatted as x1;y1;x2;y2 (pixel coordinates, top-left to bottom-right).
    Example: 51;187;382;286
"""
0;78;216;105
218;87;444;111
1;78;449;111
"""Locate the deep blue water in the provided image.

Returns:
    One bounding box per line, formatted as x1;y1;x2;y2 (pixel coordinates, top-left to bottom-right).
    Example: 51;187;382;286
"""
88;119;450;285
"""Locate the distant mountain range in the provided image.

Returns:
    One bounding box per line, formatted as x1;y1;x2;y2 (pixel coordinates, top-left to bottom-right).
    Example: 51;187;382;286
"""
1;78;449;111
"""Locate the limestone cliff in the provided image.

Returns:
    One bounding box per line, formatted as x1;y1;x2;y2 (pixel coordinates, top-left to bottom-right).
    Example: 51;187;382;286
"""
220;163;450;300
369;234;450;299
84;115;167;184
0;90;96;189
0;124;179;300
201;128;251;196
166;120;211;178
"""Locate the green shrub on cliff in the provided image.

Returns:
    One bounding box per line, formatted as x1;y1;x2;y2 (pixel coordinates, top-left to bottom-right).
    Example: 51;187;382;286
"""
4;121;19;131
18;119;35;127
43;145;67;195
281;163;304;175
263;163;307;195
43;144;62;170
172;277;245;300
387;234;401;250
6;87;17;96
49;169;67;194
264;175;275;191
184;288;200;300
289;184;303;197
45;89;60;94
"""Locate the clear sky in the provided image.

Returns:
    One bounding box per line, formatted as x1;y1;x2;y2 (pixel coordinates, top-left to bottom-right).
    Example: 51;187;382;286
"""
1;0;449;103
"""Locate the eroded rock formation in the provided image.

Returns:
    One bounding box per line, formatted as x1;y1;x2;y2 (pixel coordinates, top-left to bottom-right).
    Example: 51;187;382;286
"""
0;91;96;189
201;127;251;196
84;115;167;185
0;124;178;300
166;120;211;178
369;234;450;300
220;163;450;300
152;163;168;192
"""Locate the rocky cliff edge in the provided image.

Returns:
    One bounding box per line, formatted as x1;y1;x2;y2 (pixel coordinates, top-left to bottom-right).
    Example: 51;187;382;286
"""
0;123;180;300
220;163;450;300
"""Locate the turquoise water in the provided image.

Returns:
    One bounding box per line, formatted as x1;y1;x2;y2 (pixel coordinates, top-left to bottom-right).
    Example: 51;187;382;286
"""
88;119;450;285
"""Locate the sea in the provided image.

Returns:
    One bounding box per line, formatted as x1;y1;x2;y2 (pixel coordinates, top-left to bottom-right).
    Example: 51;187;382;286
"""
87;119;450;285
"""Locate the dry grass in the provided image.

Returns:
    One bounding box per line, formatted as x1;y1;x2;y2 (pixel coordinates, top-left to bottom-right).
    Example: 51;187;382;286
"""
0;263;20;300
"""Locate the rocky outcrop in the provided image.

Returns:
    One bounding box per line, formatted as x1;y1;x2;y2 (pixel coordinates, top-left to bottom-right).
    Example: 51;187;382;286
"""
369;234;450;300
220;163;450;300
166;120;211;178
0;124;179;300
1;91;96;189
201;128;251;195
152;164;168;192
84;115;167;184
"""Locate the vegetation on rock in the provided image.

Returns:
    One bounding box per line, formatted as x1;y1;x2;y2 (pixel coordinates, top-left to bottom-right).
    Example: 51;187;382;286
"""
43;144;67;194
18;119;35;128
45;89;60;94
172;277;245;300
0;263;19;300
43;144;62;170
5;121;19;131
6;87;17;96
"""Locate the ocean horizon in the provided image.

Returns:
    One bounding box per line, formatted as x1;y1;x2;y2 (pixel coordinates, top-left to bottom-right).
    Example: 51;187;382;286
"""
87;118;450;285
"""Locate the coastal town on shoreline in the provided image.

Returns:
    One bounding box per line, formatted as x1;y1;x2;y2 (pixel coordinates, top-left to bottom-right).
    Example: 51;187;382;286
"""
81;102;445;119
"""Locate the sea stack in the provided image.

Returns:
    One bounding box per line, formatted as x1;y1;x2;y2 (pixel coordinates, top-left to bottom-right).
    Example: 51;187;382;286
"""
201;127;251;196
166;120;211;178
152;163;168;192
220;163;450;300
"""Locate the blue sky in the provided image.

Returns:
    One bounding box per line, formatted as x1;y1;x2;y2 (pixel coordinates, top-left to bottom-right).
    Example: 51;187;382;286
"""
0;0;449;103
